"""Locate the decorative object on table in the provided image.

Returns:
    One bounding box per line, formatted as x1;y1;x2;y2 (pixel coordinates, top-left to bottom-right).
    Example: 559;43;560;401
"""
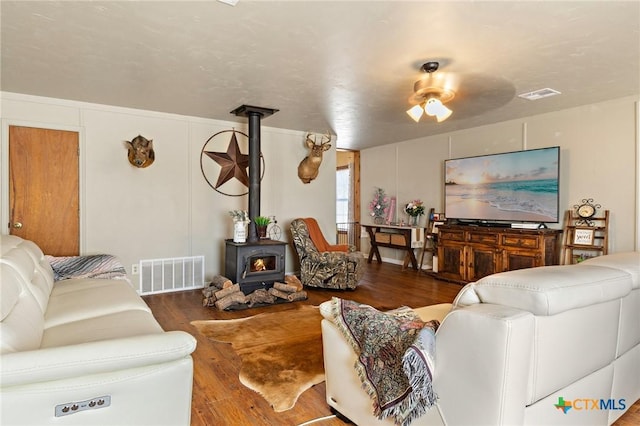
297;132;332;184
267;215;283;240
229;210;249;243
573;228;595;245
386;196;396;224
125;135;155;168
574;198;601;226
560;198;610;264
405;199;425;226
200;129;265;196
432;212;445;222
191;304;323;412
430;211;446;234
369;187;390;225
254;216;271;239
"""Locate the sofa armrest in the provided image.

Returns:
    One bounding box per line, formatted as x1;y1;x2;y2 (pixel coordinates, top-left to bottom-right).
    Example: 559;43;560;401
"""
435;304;534;425
1;331;196;388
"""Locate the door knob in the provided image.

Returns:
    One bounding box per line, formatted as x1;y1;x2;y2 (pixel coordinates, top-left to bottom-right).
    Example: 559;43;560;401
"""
12;222;23;229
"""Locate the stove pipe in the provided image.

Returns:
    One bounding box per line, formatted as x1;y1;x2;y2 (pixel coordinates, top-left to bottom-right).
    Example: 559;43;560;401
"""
230;105;279;242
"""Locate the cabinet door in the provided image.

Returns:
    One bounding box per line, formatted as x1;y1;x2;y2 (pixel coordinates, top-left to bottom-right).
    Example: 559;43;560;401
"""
502;248;541;271
467;246;500;281
438;242;465;282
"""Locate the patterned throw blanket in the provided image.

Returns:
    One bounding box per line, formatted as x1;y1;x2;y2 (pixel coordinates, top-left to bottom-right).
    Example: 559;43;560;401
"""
328;297;439;426
46;255;129;282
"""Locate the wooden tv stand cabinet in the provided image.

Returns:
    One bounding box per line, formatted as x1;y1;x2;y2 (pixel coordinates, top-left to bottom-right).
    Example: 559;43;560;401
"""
436;224;562;283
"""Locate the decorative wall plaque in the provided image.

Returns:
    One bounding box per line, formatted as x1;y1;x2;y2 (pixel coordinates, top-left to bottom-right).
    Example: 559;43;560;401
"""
200;129;264;197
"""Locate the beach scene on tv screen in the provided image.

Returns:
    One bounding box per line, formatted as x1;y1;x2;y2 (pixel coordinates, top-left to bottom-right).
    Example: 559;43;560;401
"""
445;148;559;223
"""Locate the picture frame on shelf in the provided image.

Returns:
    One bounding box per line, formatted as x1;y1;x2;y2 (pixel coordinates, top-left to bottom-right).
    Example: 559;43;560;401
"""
573;228;595;245
431;221;445;234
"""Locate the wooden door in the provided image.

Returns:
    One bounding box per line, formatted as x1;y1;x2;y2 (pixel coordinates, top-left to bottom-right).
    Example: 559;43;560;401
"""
9;126;79;255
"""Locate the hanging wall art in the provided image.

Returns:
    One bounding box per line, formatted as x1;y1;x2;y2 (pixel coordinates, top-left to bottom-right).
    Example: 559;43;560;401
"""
125;135;155;168
200;129;265;197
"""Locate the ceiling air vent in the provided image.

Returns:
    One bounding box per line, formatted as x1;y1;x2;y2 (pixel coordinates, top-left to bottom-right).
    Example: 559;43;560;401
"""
518;88;561;101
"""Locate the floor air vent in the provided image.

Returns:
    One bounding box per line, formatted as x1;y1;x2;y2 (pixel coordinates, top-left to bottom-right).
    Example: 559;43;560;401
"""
138;256;205;295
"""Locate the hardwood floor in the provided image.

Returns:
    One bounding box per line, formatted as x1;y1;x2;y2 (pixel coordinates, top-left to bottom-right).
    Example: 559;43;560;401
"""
143;262;639;426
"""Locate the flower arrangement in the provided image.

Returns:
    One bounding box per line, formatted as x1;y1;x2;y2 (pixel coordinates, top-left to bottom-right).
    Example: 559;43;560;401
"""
229;210;249;223
369;187;389;220
404;200;425;217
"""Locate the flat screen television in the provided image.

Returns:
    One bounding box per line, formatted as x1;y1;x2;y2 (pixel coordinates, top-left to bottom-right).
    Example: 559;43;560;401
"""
444;146;560;225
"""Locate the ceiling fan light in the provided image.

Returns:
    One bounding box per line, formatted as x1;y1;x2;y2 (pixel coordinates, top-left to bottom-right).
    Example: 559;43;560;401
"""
424;98;442;116
435;105;453;122
424;98;452;122
407;60;456;124
406;104;424;122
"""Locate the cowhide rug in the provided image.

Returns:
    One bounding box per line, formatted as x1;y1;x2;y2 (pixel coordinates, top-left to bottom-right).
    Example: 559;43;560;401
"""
191;304;324;412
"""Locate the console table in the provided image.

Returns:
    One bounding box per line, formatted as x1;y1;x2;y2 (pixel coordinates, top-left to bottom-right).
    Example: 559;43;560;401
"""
362;224;424;270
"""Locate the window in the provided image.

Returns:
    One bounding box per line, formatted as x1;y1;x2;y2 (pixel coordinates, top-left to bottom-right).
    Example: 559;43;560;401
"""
336;166;351;224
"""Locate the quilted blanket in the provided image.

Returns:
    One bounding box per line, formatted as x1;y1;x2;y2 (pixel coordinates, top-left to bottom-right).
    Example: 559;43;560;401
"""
328;297;439;426
46;255;129;282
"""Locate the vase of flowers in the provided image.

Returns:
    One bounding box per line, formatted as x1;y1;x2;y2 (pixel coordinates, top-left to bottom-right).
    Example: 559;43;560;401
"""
369;187;389;224
405;200;425;226
229;210;249;243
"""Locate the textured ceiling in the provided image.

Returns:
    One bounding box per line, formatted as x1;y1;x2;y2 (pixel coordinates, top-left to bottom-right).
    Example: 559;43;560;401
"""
1;1;639;150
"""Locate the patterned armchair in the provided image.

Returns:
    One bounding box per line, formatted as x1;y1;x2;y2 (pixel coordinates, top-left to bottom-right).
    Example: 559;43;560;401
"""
290;218;365;290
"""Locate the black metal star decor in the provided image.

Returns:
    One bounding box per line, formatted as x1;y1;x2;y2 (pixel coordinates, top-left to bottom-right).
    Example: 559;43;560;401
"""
200;129;264;197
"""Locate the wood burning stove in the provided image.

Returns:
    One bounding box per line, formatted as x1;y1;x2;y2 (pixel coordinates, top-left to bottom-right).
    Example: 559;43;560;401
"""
223;104;284;295
224;239;287;295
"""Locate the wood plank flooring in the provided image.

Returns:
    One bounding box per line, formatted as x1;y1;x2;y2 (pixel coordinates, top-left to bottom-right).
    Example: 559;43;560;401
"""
143;262;639;426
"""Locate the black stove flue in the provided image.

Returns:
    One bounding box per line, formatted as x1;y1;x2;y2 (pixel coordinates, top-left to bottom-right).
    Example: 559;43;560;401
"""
230;104;278;242
225;105;282;293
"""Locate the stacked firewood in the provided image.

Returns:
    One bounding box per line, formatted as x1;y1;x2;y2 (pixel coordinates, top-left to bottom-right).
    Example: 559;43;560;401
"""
268;279;307;302
201;276;242;310
202;274;307;311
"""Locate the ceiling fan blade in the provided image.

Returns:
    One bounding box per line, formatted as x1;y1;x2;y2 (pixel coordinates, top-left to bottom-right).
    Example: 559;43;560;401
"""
448;73;516;119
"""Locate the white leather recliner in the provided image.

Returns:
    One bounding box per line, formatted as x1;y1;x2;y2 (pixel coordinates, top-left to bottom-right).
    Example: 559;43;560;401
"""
1;235;197;426
321;251;640;425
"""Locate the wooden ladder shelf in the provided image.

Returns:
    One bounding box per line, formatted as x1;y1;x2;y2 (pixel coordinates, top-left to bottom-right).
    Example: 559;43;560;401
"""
560;209;609;265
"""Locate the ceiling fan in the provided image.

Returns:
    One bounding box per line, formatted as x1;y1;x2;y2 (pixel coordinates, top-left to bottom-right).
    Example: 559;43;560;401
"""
406;61;455;123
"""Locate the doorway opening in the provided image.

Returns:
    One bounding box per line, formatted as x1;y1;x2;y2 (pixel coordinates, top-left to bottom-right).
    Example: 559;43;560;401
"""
336;150;360;250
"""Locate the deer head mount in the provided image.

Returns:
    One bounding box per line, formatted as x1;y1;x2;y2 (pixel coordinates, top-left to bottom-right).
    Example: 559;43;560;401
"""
297;132;331;184
125;135;155;168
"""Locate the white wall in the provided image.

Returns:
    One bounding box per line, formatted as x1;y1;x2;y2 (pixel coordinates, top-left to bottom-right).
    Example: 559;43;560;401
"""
361;96;640;264
3;92;638;277
0;92;337;286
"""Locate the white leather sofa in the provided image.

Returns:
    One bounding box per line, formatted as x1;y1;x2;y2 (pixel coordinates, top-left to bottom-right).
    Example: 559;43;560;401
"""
321;251;640;425
0;235;197;426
